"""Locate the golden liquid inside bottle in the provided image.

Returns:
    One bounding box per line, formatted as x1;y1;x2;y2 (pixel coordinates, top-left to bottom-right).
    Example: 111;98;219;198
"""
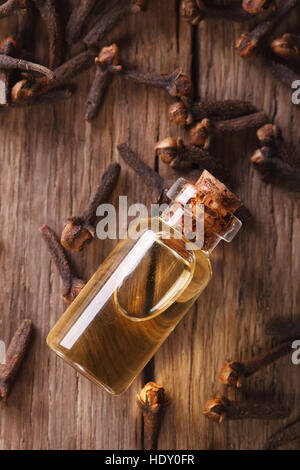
47;220;212;394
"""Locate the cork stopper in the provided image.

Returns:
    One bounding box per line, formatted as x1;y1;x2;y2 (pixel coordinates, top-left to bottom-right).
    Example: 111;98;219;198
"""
164;170;242;252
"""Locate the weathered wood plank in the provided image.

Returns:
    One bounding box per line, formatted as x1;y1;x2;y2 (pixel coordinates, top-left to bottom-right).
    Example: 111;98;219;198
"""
0;0;299;450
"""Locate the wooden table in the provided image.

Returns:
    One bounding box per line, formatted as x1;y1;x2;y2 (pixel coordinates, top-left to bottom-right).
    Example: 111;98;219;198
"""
0;1;300;450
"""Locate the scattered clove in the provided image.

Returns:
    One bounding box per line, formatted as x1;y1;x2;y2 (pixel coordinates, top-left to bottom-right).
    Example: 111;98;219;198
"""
66;0;96;45
110;66;193;102
236;0;300;59
168;100;257;126
83;0;147;48
155;137;225;176
137;382;167;450
10;87;73;108
0;53;54;77
32;0;63;69
85;44;120;122
266;57;300;90
39;224;85;304
60;163;120;252
0;0;28;18
242;0;275;15
12;48;96;103
0;319;33;401
180;0;252;24
202;395;291;423
266;318;300;338
264;418;300;449
271;33;300;60
218;340;293;388
189;112;268;149
117;143;168;204
251;147;300;190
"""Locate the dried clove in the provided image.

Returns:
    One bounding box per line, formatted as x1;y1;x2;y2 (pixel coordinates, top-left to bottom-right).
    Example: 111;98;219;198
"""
32;0;63;69
85;44;120;122
110;66;193;102
218;340;293;388
0;0;28;18
137;382;167;450
155;137;225;176
39;224;85;304
66;0;96;45
0;319;33;401
117;143;168;204
168;100;257;126
83;0;147;48
180;0;252;24
266;318;300;338
251;147;300;190
264;418;300;449
266;57;300;90
10;87;73;108
242;0;275;15
202;395;291;423
12;48;96;103
271;33;300;60
0;53;54;77
189;112;268;149
236;0;300;59
61;163;120;252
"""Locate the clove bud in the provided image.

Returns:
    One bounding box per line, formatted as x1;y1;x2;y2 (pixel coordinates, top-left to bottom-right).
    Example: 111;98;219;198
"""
271;33;300;60
155;137;224;176
61;163;120;252
137;382;167;450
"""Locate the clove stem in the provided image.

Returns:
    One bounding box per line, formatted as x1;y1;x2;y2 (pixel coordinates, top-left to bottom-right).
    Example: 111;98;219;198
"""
66;0;96;45
117;143;168;204
0;319;33;401
0;54;54;77
83;0;147;48
39;224;85;304
60;163;120;252
110;66;193;101
33;0;63;69
85;44;120;122
264;418;300;449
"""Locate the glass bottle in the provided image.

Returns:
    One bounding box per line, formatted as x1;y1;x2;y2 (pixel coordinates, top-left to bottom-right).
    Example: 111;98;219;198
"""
47;170;242;395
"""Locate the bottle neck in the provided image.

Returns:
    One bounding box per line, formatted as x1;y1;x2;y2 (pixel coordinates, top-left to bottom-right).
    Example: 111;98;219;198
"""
161;176;242;254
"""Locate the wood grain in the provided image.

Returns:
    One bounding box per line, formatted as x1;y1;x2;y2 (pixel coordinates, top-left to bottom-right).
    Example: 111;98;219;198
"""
0;0;299;450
